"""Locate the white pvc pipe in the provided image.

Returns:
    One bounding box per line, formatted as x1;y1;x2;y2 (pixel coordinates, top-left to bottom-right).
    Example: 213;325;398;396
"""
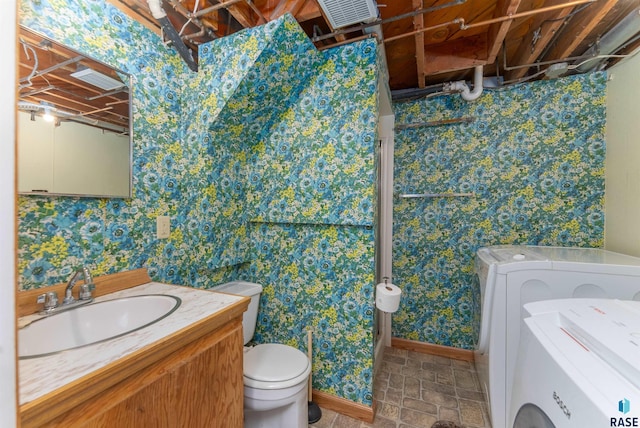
444;65;484;101
461;65;484;101
147;0;166;19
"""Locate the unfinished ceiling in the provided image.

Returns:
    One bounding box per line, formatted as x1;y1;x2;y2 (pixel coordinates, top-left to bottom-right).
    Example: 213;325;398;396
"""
19;0;640;115
18;27;130;133
106;0;640;97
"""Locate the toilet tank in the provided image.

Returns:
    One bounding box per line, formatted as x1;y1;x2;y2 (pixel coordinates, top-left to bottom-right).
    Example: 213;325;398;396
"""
212;281;262;345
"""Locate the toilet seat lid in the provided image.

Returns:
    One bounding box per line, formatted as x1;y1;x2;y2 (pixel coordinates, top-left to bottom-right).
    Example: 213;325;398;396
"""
244;344;310;383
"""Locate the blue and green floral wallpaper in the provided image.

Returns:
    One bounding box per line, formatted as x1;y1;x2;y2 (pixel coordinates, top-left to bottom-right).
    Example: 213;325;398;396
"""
392;73;606;349
245;40;379;225
242;37;379;405
247;222;376;404
17;0;378;407
18;0;189;287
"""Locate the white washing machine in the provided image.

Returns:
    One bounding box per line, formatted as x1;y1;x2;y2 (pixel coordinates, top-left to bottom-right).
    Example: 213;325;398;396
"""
474;245;640;428
509;298;640;428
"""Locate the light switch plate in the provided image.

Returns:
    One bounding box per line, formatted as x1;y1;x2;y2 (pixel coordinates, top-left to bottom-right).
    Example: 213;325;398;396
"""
157;216;170;239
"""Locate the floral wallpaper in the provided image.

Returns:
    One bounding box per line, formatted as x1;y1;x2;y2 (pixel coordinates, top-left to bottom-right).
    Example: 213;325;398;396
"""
241;37;379;405
18;0;189;288
247;222;376;404
392;73;606;349
17;0;379;407
245;40;379;225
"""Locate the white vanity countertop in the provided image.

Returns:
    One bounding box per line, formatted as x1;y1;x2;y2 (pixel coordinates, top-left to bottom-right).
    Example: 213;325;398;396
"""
18;282;244;405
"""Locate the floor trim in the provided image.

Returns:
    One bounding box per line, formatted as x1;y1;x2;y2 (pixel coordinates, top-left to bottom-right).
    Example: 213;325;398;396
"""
312;389;375;423
391;337;475;362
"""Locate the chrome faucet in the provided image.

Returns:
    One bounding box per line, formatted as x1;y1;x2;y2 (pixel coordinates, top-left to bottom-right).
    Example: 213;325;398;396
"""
64;266;94;304
36;266;95;316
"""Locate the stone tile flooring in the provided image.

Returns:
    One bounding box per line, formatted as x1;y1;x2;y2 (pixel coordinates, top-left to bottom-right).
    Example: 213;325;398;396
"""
311;346;491;428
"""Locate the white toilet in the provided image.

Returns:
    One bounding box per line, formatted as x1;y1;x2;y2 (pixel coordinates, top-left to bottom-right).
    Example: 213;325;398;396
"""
214;281;311;428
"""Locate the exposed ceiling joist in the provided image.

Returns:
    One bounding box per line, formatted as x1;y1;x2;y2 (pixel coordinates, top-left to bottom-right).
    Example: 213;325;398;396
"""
487;0;522;63
92;0;640;94
270;0;308;20
506;0;577;80
424;33;489;75
413;0;426;89
543;0;618;59
226;0;263;28
294;0;322;22
106;0;161;34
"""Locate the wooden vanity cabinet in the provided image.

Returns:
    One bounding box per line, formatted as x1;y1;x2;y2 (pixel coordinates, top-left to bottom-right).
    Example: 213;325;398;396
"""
80;319;243;428
20;302;247;428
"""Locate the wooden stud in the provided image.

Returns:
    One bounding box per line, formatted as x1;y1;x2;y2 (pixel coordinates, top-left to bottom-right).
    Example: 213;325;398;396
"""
506;0;578;80
413;0;426;89
295;0;322;22
226;1;260;29
543;0;618;60
269;0;308;21
487;0;523;64
424;33;489;75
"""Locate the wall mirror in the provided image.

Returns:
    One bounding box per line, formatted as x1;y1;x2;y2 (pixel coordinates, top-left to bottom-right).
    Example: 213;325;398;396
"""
17;26;132;198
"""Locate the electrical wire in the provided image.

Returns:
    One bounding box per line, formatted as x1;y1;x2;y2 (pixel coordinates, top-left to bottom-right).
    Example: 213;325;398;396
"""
542;3;592;23
572;54;630;69
178;0;200;37
18;39;38;90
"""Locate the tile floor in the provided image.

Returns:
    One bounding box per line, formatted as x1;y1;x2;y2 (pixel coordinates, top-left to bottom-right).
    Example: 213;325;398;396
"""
311;346;491;428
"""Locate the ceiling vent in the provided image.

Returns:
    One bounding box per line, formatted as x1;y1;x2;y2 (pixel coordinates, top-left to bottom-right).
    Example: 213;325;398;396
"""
70;68;124;91
317;0;378;29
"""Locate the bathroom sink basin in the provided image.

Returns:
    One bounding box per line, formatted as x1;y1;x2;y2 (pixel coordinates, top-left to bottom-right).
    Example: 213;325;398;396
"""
19;294;181;359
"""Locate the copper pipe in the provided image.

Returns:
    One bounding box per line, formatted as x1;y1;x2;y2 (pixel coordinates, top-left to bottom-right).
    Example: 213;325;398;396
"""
384;0;596;44
396;117;475;129
461;0;597;30
312;0;465;43
385;20;463;43
182;28;209;42
167;0;216;39
192;0;243;18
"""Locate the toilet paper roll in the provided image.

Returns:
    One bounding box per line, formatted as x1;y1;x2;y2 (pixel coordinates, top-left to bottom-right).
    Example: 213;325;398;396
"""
376;282;402;313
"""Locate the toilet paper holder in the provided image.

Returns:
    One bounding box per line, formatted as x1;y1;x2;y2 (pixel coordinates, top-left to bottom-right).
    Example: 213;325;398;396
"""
376;277;401;313
382;276;393;291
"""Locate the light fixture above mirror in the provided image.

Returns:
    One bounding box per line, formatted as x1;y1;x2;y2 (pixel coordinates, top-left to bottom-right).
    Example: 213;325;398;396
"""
17;26;132;198
18;27;130;135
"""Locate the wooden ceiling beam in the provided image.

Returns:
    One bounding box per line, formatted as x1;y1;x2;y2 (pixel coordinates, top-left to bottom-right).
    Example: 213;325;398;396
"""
413;0;426;89
487;0;522;64
106;0;160;34
424;33;489;75
269;0;307;20
543;0;618;60
295;0;322;22
187;0;219;32
226;1;261;28
506;0;577;81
